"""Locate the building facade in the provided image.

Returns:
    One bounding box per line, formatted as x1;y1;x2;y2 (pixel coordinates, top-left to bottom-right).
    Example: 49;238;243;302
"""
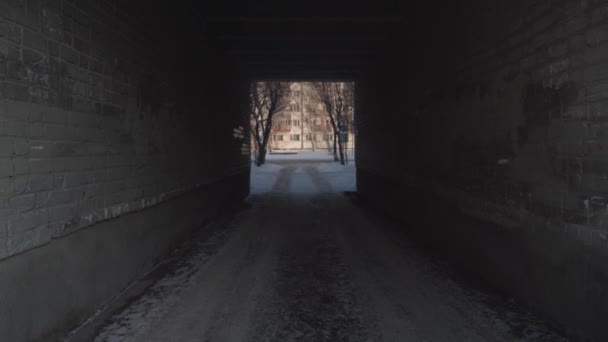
268;82;354;151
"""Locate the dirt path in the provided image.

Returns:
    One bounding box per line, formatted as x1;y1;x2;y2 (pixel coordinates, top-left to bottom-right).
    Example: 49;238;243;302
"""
88;163;566;342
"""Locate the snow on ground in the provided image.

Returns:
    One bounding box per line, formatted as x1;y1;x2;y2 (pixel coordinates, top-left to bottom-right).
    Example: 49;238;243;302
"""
315;162;356;192
82;159;567;342
249;163;284;194
266;150;334;161
289;167;318;193
263;149;355;162
87;220;235;342
250;162;356;194
250;151;356;194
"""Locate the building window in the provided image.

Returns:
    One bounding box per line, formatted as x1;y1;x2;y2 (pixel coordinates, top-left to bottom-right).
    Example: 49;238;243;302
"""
290;134;300;141
275;119;289;128
292;120;300;126
293;90;301;97
305;134;312;141
290;103;301;112
274;135;283;141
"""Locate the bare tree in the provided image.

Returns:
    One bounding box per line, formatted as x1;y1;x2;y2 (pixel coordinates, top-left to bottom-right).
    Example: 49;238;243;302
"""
250;81;290;166
304;115;316;151
312;82;353;165
304;104;326;152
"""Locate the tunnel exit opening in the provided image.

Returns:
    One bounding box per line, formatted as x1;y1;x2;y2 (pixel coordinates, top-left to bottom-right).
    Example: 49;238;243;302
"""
248;81;356;194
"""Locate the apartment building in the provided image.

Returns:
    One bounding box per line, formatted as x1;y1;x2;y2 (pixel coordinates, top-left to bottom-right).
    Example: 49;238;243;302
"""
269;82;354;151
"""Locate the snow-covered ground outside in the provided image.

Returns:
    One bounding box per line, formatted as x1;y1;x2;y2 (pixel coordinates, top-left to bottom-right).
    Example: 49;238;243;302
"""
260;149;355;162
249;163;283;194
250;153;356;194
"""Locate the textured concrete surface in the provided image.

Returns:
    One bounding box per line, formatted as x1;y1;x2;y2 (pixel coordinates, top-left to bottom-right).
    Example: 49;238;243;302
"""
0;1;250;260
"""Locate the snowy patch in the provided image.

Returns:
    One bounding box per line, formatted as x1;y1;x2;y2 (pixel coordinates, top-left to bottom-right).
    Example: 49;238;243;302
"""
87;224;233;342
250;163;284;194
266;150;335;161
289;167;317;193
250;158;356;194
316;163;356;192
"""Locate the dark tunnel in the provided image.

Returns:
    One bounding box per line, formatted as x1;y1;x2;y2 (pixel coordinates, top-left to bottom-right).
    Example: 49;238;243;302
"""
0;0;607;341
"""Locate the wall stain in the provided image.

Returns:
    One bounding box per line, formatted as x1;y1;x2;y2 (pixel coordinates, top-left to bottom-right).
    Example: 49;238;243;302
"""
523;81;578;125
137;72;162;117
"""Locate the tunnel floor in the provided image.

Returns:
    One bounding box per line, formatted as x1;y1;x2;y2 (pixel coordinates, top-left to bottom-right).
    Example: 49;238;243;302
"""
85;161;566;342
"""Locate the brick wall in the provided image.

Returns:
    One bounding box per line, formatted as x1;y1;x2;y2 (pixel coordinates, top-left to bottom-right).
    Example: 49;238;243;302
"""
360;0;608;242
356;1;608;339
422;0;608;228
0;0;250;259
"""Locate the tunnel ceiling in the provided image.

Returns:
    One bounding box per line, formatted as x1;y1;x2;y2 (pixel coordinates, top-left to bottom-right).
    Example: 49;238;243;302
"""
191;0;409;80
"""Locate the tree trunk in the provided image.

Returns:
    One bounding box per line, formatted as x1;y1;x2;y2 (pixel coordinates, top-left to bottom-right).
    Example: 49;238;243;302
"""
257;146;267;166
332;133;339;161
337;134;345;165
